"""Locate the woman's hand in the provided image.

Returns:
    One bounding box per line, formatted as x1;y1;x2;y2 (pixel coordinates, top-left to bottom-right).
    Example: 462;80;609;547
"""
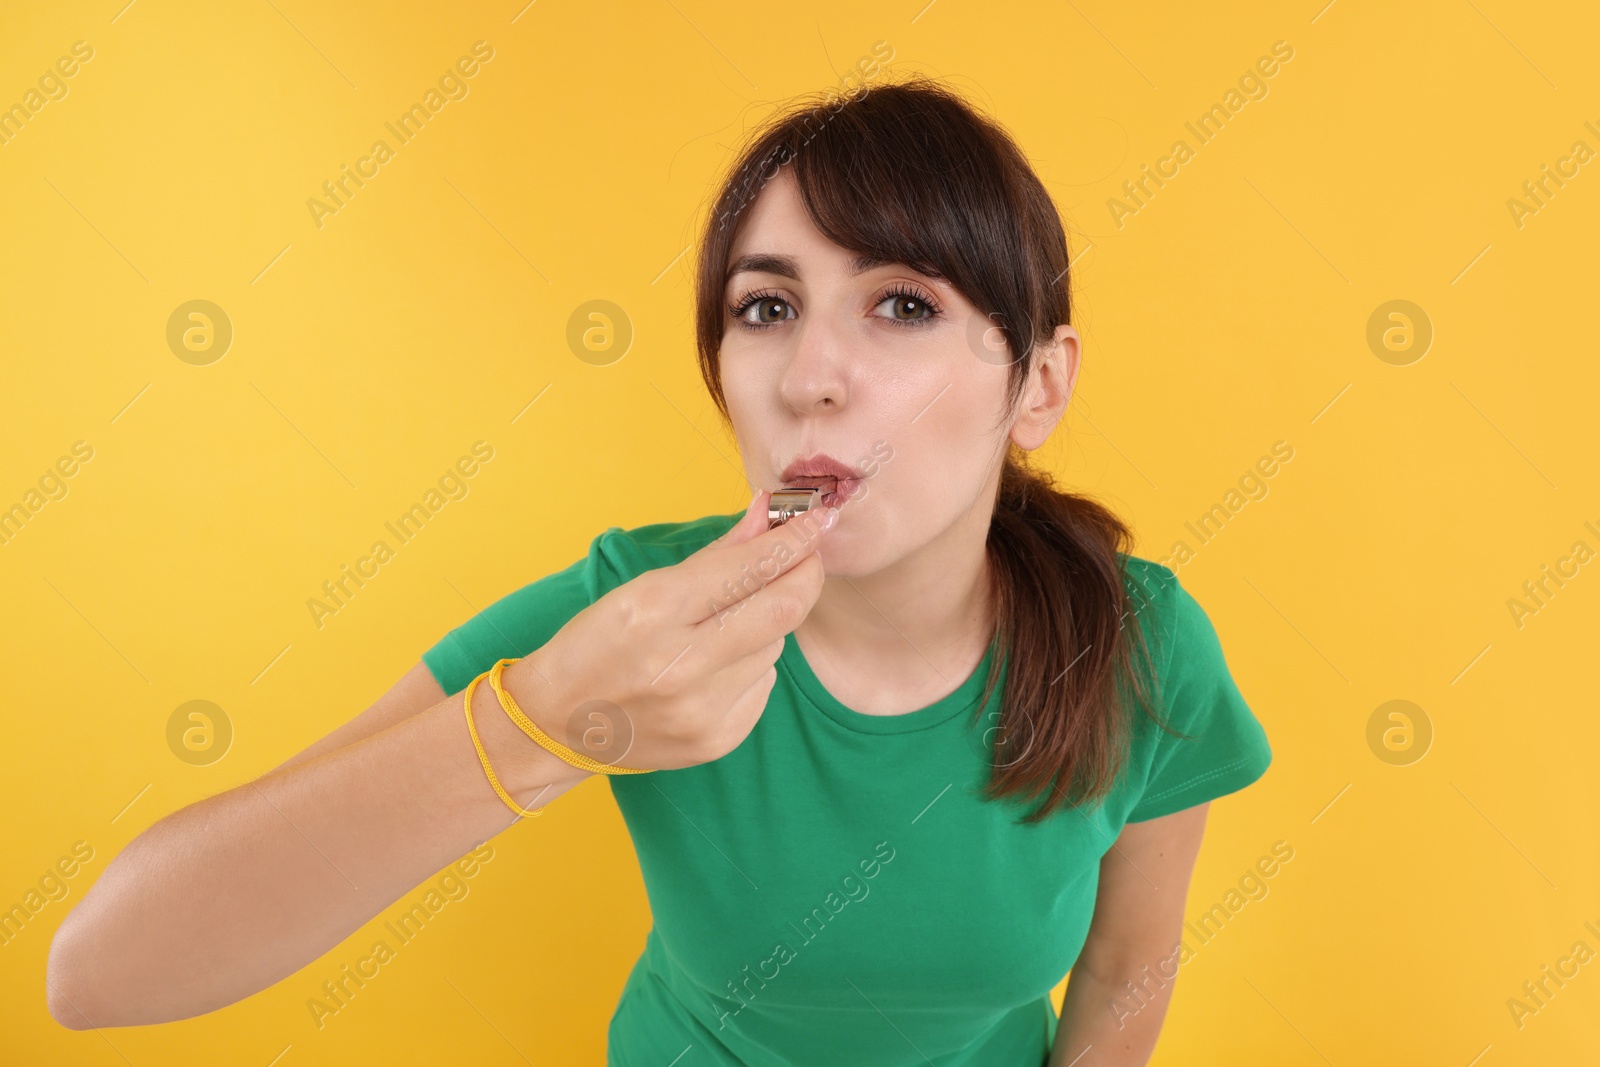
520;490;837;771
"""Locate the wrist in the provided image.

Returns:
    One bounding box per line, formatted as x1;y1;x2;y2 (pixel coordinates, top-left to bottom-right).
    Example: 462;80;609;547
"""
509;648;642;774
471;656;595;800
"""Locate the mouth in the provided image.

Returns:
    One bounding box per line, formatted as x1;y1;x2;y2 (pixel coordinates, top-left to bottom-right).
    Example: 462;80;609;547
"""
780;453;866;509
778;476;862;509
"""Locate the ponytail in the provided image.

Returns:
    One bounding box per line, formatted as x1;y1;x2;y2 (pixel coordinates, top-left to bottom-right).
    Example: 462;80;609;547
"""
975;452;1173;824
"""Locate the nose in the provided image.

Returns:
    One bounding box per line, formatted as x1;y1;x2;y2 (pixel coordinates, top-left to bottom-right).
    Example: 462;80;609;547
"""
778;311;851;414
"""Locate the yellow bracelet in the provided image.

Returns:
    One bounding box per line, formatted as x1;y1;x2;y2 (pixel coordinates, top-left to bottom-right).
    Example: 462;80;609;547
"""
486;657;649;775
463;667;545;819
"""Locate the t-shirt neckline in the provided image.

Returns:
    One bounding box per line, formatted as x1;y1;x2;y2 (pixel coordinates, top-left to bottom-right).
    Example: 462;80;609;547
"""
778;628;1001;735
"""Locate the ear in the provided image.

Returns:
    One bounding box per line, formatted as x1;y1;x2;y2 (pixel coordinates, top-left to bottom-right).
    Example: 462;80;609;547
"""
1009;324;1080;451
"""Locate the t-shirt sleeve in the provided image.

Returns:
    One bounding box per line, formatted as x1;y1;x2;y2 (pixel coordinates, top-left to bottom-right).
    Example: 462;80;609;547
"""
420;528;627;696
1125;576;1273;823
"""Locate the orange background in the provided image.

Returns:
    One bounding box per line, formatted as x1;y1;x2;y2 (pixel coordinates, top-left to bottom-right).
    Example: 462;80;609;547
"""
1;0;1596;1063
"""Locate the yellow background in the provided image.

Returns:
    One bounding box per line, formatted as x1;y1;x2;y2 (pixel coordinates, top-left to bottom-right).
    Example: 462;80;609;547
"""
2;0;1596;1063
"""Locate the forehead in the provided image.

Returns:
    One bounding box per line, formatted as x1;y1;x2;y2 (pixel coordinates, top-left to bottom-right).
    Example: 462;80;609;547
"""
726;168;830;260
720;167;957;296
723;168;934;283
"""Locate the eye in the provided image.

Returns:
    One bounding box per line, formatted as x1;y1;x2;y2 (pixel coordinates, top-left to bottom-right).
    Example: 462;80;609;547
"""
729;289;795;329
872;285;942;327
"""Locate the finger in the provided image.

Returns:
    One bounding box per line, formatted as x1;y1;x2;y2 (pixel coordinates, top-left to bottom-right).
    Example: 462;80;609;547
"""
682;503;835;626
645;630;781;745
718;663;780;752
706;489;770;550
700;635;784;709
687;549;825;667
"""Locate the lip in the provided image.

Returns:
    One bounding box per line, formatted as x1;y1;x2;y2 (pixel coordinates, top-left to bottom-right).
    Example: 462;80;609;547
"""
780;452;866;510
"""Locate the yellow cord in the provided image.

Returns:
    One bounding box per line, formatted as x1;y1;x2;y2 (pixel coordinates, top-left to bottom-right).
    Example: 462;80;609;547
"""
486;657;649;775
463;667;545;819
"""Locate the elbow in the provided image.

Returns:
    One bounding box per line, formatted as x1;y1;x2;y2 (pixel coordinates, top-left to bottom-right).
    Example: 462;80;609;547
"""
45;871;240;1031
47;979;96;1031
46;903;133;1031
46;920;99;1030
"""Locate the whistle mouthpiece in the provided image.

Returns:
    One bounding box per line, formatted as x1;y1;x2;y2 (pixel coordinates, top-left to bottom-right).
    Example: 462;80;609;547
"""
768;486;821;529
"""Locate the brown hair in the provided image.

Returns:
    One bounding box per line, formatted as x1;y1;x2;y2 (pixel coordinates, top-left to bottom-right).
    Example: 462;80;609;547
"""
691;75;1184;824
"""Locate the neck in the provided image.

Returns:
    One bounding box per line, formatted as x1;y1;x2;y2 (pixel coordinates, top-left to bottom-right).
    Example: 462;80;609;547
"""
799;489;998;676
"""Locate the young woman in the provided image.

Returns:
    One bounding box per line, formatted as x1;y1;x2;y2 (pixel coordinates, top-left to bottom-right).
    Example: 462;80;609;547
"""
48;77;1272;1066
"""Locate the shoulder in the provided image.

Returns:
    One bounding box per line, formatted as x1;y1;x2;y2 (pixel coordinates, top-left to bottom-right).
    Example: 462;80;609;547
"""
589;509;743;584
1117;553;1184;651
1118;553;1180;609
1115;553;1227;683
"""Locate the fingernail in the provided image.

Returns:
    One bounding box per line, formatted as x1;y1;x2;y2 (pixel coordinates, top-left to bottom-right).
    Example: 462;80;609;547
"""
818;507;839;532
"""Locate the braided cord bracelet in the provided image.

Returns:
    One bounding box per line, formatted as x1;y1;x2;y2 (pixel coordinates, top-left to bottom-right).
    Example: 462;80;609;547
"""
462;667;546;819
486;657;649;776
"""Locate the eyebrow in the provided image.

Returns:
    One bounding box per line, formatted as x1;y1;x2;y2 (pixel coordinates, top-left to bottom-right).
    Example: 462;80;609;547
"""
725;252;943;284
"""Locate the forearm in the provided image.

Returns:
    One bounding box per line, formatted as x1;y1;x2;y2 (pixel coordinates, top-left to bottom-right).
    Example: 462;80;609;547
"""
1048;963;1174;1067
47;657;591;1028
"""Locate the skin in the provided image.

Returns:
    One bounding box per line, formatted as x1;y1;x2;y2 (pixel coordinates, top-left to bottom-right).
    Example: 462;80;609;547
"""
1050;803;1210;1065
720;167;1211;1065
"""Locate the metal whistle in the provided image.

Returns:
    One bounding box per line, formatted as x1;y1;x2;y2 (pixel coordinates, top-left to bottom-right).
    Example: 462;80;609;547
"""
768;487;821;529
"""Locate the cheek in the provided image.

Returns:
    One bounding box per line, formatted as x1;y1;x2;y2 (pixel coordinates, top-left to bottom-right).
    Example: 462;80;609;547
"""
720;356;780;463
906;412;992;498
913;362;1012;464
719;341;779;403
876;377;1008;516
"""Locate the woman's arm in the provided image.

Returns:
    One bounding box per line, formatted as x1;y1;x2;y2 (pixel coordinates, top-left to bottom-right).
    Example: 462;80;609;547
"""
45;654;591;1029
1049;803;1210;1066
47;492;824;1030
265;661;452;775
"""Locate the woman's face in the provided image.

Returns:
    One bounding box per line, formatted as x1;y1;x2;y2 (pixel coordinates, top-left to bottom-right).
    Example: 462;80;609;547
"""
719;167;1073;577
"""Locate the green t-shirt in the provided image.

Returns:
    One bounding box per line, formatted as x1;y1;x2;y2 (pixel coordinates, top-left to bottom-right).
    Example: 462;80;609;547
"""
421;510;1273;1067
